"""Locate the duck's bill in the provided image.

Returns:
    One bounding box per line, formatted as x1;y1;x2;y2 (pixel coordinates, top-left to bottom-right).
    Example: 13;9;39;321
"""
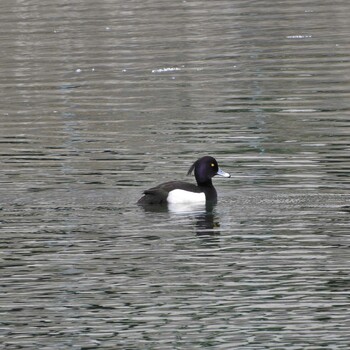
216;168;231;178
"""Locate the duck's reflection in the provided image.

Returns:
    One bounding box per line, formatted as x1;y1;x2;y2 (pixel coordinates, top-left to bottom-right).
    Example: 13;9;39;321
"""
194;207;220;236
140;202;221;236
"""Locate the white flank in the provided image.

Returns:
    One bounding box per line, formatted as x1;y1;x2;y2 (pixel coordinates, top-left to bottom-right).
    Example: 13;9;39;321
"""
167;189;206;204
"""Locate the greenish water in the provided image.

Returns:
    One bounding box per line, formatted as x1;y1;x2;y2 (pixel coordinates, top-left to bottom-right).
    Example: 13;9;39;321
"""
1;0;350;349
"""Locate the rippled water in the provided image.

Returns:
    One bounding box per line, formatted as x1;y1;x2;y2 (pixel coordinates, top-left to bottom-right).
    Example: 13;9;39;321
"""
1;0;350;349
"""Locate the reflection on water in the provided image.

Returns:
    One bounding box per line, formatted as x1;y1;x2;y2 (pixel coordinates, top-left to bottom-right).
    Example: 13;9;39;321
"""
140;201;221;236
170;202;221;236
1;0;350;349
194;209;221;237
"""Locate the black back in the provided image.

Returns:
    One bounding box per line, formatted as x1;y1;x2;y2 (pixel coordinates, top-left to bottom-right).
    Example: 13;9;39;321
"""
137;181;202;205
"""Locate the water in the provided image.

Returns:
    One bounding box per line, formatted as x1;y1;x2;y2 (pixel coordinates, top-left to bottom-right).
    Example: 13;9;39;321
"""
1;0;350;349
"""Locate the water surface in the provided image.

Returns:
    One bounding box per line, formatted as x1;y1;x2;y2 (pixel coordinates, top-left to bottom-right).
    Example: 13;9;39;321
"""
1;0;350;349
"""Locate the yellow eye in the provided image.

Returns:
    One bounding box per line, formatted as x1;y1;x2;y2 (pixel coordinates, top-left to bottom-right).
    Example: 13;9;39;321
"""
211;163;215;167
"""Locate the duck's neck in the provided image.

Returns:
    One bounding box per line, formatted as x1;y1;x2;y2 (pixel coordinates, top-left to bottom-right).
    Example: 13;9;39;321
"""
198;181;217;203
197;178;213;187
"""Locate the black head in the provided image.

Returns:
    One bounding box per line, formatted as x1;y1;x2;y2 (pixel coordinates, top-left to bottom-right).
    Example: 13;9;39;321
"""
187;156;230;186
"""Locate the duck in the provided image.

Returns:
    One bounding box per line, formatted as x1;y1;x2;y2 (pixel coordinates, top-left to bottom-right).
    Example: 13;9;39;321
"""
137;156;230;205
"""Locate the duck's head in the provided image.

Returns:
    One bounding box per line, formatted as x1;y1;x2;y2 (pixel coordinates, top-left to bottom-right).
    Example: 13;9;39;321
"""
187;156;230;185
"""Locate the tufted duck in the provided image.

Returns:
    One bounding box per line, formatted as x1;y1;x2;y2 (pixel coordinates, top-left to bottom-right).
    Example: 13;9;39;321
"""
137;156;230;205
